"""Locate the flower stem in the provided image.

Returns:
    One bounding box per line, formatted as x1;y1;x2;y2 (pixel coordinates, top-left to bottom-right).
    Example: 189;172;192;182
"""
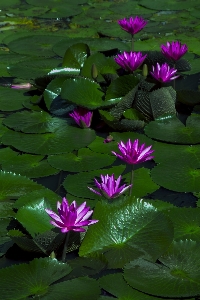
131;35;134;51
129;166;134;196
62;231;70;263
173;63;176;90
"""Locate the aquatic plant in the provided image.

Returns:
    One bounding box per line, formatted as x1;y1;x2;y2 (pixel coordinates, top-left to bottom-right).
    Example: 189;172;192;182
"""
1;3;200;299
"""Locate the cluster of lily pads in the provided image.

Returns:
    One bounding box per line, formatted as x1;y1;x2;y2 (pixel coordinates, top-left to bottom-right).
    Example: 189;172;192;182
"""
1;13;200;300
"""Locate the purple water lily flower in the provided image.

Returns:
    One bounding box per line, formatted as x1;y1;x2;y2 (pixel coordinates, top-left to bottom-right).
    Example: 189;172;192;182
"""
45;198;98;233
161;41;188;61
112;139;154;165
118;16;147;35
69;107;93;128
114;51;147;72
150;62;179;83
88;174;132;199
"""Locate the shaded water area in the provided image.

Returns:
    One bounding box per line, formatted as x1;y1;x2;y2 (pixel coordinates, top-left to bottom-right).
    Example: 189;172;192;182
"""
1;0;200;299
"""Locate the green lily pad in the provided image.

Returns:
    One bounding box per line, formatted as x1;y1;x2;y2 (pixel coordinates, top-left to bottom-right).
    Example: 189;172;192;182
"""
0;202;15;218
124;168;159;198
62;43;90;68
145;114;200;144
88;136;119;155
1;153;58;178
99;273;160;300
48;148;116;172
124;240;200;298
105;75;140;101
140;0;198;10
2;126;96;155
0;147;18;164
81;52;118;81
41;277;101;300
16;198;53;237
79;198;173;268
166;207;200;241
8;34;64;56
61;76;122;109
14;189;61;211
53;38;130;57
3;110;67;133
151;161;200;192
8;57;61;80
0;0;20;8
0;87;28;111
0;171;45;201
152;141;200;164
0;257;72;300
43;77;76;112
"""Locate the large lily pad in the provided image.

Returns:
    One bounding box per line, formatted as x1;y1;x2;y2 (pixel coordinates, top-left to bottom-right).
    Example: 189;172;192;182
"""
79;198;173;268
140;0;198;10
99;273;160;300
0;87;28;111
0;257;72;300
61;77;121;109
145;114;200;144
53;38;130;57
8;34;64;56
1;153;58;178
48;148;116;172
3;110;67;133
124;240;200;298
16;198;53;237
8;57;61;80
0;171;45;201
2;126;96;155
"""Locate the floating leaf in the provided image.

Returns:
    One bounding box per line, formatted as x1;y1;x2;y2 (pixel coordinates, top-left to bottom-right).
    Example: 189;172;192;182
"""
41;277;100;300
16;198;54;237
3;110;67;133
43;77;76;112
0;257;72;300
124;240;200;298
53;38;130;57
140;0;198;10
8;57;60;81
8;34;64;56
80;198;173;268
62;43;90;68
14;189;61;211
145;114;200;144
48;148;116;172
166;207;200;241
0;87;27;111
61;77;105;109
2;126;96;155
99;273;159;300
0;171;45;201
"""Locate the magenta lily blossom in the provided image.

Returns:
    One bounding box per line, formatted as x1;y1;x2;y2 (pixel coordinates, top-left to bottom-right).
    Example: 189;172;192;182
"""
45;198;98;233
114;51;147;72
112;139;154;165
150;62;179;83
161;41;188;61
88;174;132;199
118;16;147;35
69;107;93;128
